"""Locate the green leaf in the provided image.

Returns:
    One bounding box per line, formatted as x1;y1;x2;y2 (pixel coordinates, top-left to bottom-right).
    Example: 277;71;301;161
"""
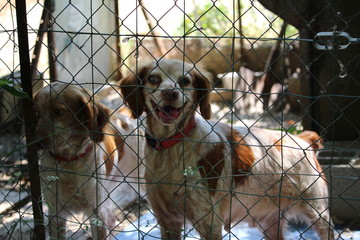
0;78;28;98
0;78;12;86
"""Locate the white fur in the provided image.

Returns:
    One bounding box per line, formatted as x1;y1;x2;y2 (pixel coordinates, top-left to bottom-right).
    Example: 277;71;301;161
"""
121;59;334;240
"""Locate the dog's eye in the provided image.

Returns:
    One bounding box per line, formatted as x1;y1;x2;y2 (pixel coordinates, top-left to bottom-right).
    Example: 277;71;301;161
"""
147;75;161;85
178;76;190;88
54;109;63;117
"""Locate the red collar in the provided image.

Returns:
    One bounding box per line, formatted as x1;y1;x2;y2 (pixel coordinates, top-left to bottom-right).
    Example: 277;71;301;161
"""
54;143;94;162
145;117;196;151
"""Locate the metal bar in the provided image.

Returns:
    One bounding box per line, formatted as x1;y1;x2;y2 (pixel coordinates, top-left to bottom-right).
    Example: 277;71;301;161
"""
261;22;287;109
30;0;50;81
15;0;46;239
46;0;57;82
237;0;246;63
47;26;57;82
114;0;123;80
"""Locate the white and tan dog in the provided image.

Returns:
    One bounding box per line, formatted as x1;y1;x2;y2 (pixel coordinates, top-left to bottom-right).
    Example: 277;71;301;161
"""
120;59;334;240
34;82;144;239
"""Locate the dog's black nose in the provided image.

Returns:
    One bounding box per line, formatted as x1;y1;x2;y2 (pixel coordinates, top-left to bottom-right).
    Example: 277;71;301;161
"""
162;90;179;102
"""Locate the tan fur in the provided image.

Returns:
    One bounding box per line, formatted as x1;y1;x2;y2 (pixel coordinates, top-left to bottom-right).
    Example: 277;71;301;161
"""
102;123;125;175
197;141;226;194
227;127;255;185
297;130;324;150
297;130;325;179
120;59;334;240
34;82;145;239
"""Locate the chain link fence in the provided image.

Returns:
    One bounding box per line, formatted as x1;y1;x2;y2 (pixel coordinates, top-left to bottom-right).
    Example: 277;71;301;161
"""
1;0;360;239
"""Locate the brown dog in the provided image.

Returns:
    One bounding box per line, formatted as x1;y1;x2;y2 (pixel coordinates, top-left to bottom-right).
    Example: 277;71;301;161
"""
34;82;144;239
120;59;334;240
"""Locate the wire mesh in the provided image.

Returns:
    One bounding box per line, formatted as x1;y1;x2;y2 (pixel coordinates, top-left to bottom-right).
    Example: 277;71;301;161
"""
1;0;360;239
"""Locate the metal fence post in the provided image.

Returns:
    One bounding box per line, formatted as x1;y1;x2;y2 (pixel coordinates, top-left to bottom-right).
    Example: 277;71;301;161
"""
15;0;46;239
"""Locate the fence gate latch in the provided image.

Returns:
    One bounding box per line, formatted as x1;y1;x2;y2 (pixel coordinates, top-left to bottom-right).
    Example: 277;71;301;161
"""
313;31;360;50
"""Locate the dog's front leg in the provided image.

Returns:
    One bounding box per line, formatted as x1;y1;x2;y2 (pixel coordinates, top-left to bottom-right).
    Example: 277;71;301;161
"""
90;222;108;240
85;203;110;240
185;194;223;240
158;217;183;240
88;200;112;239
88;207;111;240
48;210;67;239
92;206;116;240
148;196;183;240
188;212;223;240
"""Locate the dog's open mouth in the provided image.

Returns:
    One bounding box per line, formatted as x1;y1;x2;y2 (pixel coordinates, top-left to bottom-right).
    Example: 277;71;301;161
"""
152;101;182;123
158;105;181;122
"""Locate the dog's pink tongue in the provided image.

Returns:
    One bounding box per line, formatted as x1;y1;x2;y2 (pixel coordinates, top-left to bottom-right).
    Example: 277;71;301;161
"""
159;107;179;121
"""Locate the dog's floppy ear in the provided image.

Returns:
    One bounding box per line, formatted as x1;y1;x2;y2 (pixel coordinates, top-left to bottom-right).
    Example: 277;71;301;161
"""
120;66;149;118
193;71;211;119
77;92;110;142
91;103;111;142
